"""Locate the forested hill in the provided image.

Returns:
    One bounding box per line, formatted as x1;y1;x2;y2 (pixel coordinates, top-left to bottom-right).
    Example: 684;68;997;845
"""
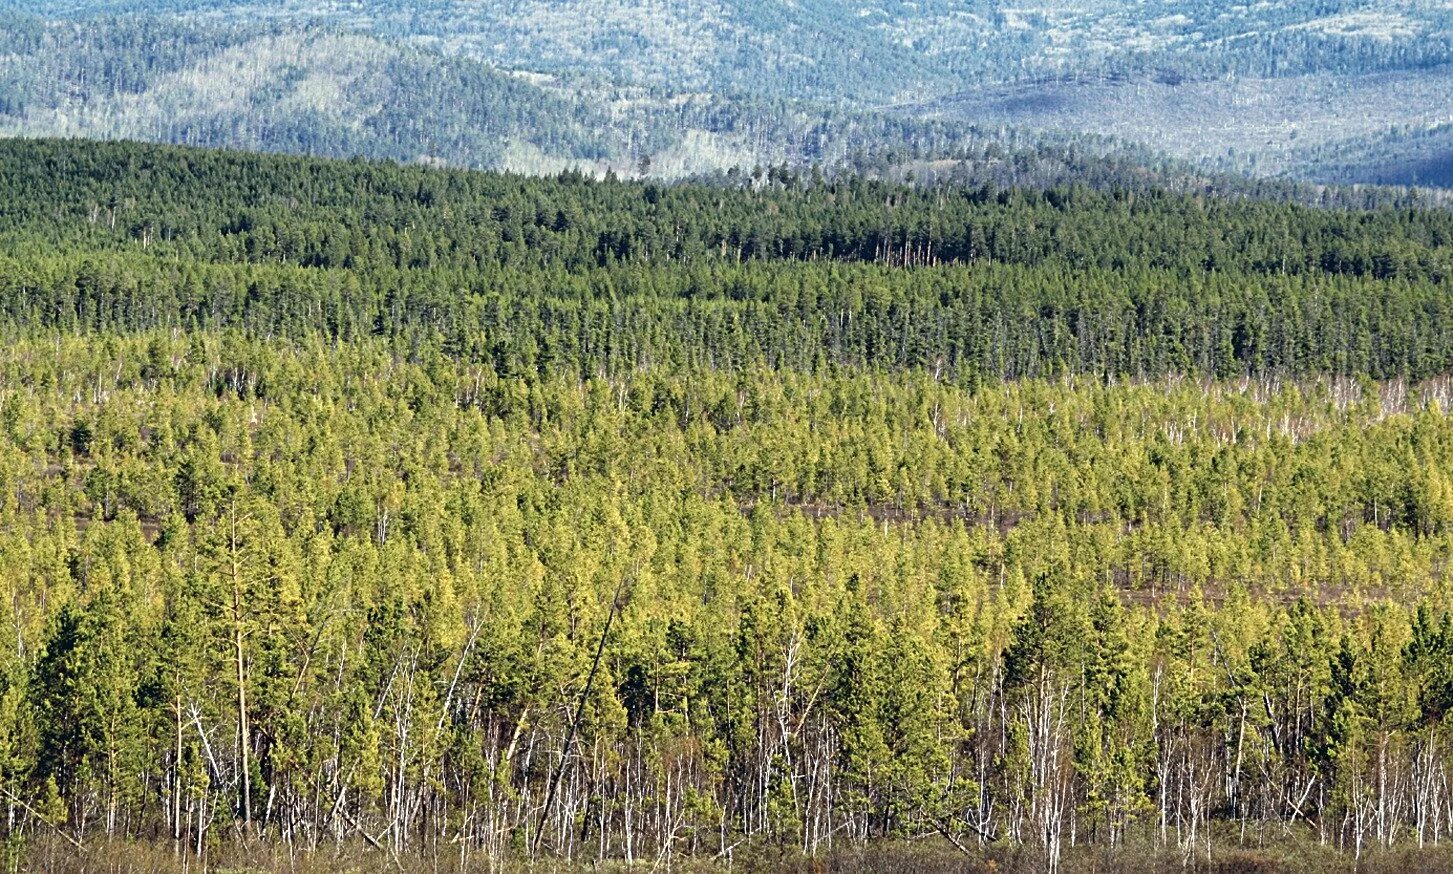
10;139;1453;873
3;138;1452;379
0;12;1218;185
6;138;1449;270
7;2;1452;188
0;15;613;171
20;0;1453;102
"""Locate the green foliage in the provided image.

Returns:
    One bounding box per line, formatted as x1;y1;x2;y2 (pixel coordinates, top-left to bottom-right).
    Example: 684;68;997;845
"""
0;139;1449;382
0;141;1448;866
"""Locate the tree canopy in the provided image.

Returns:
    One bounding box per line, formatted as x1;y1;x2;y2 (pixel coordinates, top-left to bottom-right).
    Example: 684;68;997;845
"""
1;139;1452;871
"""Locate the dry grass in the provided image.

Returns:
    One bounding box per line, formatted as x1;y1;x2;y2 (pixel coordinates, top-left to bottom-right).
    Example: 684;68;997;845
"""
22;836;1453;871
19;836;1453;874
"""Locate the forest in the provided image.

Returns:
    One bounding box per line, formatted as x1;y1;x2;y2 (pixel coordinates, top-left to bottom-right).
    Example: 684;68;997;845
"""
22;0;1453;101
0;11;1188;186
1;139;1453;872
7;2;1453;187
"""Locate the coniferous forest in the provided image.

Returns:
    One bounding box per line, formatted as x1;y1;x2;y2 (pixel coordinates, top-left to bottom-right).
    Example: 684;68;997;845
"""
5;139;1453;872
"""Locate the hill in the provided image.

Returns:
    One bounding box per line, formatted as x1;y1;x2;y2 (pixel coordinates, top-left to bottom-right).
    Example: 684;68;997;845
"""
1300;122;1453;188
0;139;1452;872
0;17;612;171
21;0;1453;98
1;13;1334;193
3;1;1451;187
1;137;1448;376
913;66;1453;178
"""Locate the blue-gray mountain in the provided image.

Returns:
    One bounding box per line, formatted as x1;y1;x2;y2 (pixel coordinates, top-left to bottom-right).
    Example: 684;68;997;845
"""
3;0;1450;186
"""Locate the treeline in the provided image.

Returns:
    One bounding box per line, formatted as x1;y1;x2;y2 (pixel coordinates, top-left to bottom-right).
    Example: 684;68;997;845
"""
1;140;1452;382
0;335;1452;869
4;253;1453;381
6;139;1448;278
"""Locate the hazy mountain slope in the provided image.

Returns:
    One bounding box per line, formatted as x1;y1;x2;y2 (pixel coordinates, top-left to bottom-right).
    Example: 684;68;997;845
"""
0;18;613;170
6;0;1452;187
913;66;1453;177
7;0;963;102
0;16;965;177
18;0;1453;98
0;12;1267;187
1300;123;1453;188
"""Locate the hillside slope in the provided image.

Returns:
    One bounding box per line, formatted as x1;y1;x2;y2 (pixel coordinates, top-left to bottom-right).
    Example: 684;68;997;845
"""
0;139;1451;872
0;18;612;171
20;0;1453;97
2;14;1291;189
4;1;1452;186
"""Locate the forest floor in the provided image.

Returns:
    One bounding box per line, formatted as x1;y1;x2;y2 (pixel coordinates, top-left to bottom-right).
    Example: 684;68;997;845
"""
20;835;1453;873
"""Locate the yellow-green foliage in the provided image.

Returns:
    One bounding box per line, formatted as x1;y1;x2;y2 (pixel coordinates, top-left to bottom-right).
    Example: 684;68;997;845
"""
0;332;1451;864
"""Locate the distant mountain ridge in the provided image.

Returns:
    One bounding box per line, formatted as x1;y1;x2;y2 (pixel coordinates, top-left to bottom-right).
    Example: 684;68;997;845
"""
0;11;1227;189
3;0;1451;188
18;0;1452;97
